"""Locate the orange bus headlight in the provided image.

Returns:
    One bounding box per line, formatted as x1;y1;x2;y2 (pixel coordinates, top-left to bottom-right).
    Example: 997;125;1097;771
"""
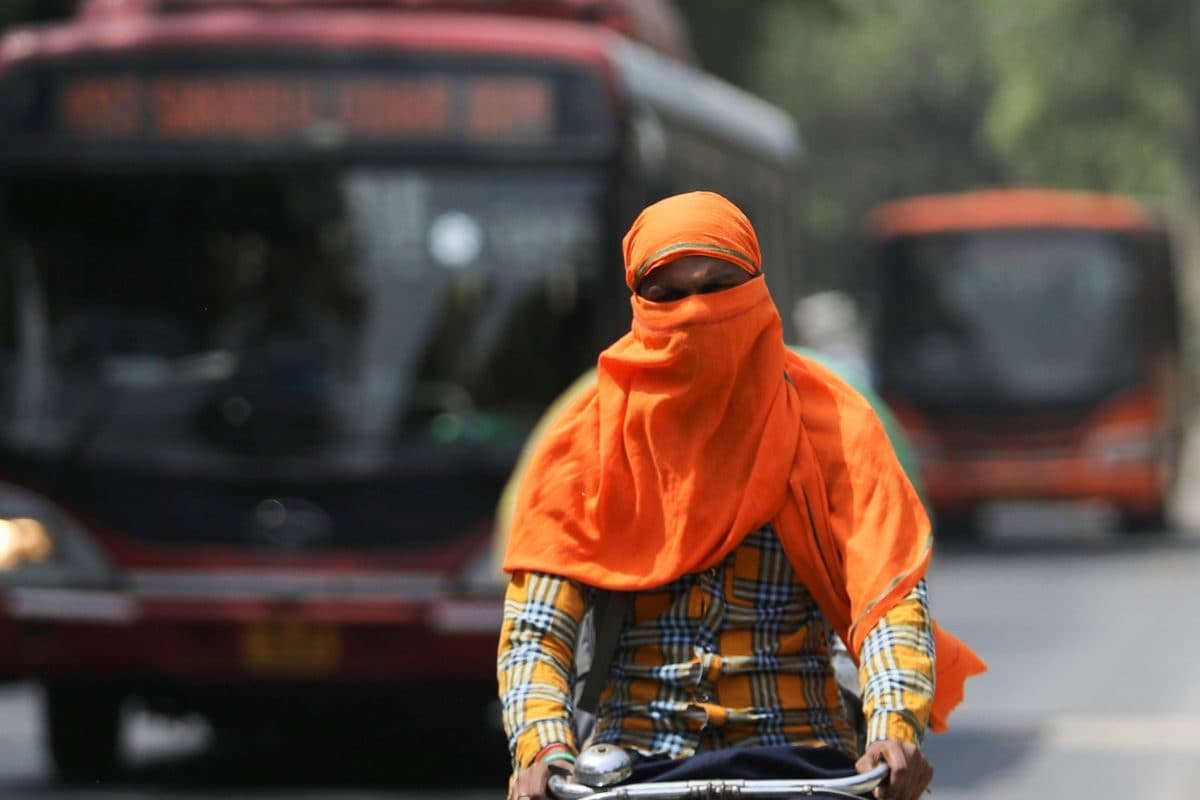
1084;425;1158;466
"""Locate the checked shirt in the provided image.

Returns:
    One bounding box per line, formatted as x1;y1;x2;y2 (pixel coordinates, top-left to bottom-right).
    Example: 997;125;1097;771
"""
498;525;935;769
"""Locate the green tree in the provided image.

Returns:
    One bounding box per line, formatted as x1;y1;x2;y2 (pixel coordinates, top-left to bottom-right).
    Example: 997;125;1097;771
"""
738;1;1001;289
677;0;835;89
979;0;1191;197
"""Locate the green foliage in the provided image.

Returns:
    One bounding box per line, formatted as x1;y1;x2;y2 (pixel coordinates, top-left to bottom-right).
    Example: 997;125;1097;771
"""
978;0;1190;196
726;1;1001;287
677;0;838;89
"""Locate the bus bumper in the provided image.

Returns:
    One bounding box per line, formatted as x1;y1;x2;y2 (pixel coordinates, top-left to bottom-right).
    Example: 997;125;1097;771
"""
0;587;502;685
923;455;1164;514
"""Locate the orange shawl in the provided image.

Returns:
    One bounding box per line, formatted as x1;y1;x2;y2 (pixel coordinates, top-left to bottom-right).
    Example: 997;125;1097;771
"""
503;191;984;731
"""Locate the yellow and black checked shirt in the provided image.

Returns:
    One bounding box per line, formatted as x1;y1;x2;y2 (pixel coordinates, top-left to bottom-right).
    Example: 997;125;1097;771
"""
497;526;934;769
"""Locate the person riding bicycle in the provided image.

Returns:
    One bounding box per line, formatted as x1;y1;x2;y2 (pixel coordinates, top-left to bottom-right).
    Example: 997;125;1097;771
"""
498;192;985;800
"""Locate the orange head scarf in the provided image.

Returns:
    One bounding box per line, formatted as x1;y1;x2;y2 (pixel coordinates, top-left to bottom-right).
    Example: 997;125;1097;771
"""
623;190;761;289
503;190;985;731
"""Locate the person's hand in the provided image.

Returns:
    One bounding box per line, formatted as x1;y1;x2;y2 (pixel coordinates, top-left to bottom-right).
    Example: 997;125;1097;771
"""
509;759;575;800
856;739;933;800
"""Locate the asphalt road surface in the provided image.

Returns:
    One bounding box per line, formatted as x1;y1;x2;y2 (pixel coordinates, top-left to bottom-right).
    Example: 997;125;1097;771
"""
1;506;1197;800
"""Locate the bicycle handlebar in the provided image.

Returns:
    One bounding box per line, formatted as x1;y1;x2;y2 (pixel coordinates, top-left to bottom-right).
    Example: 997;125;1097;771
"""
548;762;890;800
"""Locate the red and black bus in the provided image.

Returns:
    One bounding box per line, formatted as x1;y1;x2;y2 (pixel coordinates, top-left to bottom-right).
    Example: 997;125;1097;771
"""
0;0;802;778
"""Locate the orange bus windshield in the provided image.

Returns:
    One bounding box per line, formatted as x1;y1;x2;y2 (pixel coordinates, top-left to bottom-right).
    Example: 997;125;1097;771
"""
874;228;1146;415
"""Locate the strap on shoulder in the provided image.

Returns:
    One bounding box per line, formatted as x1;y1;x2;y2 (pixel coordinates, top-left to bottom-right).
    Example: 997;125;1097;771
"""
576;589;629;715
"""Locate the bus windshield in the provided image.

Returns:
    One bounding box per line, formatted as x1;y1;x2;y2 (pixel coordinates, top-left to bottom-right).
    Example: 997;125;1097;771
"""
0;167;603;475
877;230;1144;414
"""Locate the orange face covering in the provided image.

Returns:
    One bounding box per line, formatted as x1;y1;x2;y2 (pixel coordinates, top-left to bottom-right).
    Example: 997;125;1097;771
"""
503;191;985;731
510;277;797;586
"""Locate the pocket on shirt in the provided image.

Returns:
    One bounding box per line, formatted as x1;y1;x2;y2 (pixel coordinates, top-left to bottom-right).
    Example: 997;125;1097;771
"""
727;574;800;610
725;539;801;611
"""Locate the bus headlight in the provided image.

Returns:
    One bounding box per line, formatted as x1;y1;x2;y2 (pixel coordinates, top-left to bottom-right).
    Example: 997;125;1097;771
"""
0;518;54;570
1085;424;1158;466
0;482;116;587
1092;438;1158;465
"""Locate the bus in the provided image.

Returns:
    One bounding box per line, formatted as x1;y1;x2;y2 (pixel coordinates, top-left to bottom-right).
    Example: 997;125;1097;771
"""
867;189;1183;537
0;0;803;779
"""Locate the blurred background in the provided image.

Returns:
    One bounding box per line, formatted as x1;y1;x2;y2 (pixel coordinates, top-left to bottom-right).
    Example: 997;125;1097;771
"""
0;1;1196;798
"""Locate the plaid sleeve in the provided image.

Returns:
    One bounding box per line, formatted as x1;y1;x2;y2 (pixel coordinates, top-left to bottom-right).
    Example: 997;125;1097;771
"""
497;571;587;769
858;578;935;745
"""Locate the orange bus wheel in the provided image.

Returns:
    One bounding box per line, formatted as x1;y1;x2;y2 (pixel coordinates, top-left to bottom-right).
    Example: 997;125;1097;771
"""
935;508;981;541
1117;506;1170;536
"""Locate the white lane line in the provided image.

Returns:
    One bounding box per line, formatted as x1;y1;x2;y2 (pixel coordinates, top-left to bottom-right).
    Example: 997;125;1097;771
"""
1043;714;1200;751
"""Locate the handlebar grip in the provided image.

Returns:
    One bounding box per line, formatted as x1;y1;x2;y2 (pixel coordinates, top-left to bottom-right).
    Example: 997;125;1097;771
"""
547;773;594;800
859;762;891;785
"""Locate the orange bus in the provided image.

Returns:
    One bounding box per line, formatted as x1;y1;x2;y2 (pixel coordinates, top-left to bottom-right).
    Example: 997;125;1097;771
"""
868;189;1183;536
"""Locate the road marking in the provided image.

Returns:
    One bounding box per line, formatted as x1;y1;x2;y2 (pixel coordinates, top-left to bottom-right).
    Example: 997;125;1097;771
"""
1043;714;1200;751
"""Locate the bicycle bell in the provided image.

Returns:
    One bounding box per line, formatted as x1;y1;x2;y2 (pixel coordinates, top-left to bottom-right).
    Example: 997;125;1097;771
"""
574;744;632;788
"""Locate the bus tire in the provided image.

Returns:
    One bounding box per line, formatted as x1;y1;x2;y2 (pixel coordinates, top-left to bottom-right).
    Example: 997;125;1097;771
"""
935;508;980;540
43;684;123;784
1118;506;1169;536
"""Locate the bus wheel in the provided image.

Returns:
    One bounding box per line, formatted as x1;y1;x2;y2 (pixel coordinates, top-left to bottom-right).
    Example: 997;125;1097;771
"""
43;684;123;784
1118;506;1169;536
935;508;980;541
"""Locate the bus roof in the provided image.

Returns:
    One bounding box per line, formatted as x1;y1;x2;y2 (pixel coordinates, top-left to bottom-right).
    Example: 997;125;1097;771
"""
870;189;1158;238
0;7;617;72
61;0;693;62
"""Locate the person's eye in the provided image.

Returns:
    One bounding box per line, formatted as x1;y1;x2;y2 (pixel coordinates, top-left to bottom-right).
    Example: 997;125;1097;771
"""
643;285;684;302
700;280;734;296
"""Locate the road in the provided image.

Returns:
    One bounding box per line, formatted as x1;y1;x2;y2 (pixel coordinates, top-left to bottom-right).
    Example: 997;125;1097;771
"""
1;508;1197;799
924;507;1200;800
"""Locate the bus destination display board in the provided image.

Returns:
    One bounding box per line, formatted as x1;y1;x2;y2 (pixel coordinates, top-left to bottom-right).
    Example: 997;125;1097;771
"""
54;71;560;144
